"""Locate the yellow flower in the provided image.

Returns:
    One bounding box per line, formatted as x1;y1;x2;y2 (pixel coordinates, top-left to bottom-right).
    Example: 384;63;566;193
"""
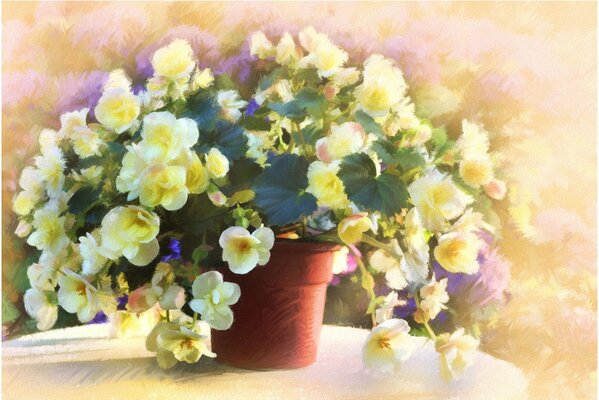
71;126;103;158
331;67;360;88
205;147;230;179
79;230;108;275
190;68;214;91
249;31;274;59
276;32;297;66
217;90;247;122
99;205;160;266
298;29;347;78
435;328;479;381
355;55;407;118
183;151;210;194
35;146;66;196
219;226;275;274
414;278;449;323
338;213;373;244
58;108;88;139
434;231;482;274
139;111;199;164
139;163;189;211
57;269;116;323
369;239;409;290
408;170;473;231
148;323;215;369
459;156;494;188
13;191;38;216
362;318;414;373
306;160;349;209
189;271;241;330
375;292;404;324
94;87;140;134
27;202;69;254
24;288;58;331
151;39;196;79
316;122;366;162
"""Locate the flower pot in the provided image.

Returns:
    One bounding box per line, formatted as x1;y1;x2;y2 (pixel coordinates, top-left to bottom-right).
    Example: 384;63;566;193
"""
211;240;339;369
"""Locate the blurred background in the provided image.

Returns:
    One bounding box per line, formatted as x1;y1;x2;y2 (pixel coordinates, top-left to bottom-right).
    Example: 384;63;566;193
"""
2;2;596;399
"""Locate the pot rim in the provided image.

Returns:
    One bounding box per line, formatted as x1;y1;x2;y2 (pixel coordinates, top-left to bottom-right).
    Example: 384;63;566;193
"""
273;239;341;253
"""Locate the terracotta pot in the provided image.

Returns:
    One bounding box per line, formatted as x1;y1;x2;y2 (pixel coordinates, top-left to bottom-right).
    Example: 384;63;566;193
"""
211;240;339;369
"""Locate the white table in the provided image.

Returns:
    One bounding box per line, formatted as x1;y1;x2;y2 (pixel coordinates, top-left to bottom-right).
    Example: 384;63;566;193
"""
2;324;527;400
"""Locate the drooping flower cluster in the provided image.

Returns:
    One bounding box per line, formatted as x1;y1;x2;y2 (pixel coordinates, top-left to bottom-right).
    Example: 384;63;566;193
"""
13;28;508;378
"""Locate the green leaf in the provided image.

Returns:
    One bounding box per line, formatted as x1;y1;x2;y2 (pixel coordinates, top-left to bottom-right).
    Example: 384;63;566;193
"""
222;158;263;196
294;88;326;117
192;247;209;266
182;92;220;131
293;123;323;147
2;293;20;324
268;101;304;119
353;110;384;136
68;186;101;215
338;153;408;216
295;68;320;85
195;120;248;161
252;154;318;226
165;193;227;235
258;67;284;91
371;139;399;166
240;115;271;131
431;126;454;158
215;73;237;90
396;148;426;171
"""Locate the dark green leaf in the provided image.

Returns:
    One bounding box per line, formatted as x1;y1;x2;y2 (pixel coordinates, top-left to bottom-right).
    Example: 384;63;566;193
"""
353;110;384;136
68;186;101;215
371;139;399;166
338;153;408;216
294;88;326;117
252;154;318;226
396;148;426;171
240;116;271;131
295;68;320;85
222;158;263;196
268;101;304;119
293;124;323;147
195;120;248;161
258;67;284;91
182;92;220;131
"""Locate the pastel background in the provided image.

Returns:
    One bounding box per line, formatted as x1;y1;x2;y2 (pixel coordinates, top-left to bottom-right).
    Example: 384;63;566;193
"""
2;2;596;399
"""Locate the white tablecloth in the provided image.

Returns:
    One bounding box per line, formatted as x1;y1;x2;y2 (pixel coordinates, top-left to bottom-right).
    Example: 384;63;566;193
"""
2;324;527;400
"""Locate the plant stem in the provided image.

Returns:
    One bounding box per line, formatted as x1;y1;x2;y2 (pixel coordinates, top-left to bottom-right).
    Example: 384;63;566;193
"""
166;309;170;323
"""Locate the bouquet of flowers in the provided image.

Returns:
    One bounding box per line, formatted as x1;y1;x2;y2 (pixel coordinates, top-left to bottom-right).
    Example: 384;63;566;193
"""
13;27;508;379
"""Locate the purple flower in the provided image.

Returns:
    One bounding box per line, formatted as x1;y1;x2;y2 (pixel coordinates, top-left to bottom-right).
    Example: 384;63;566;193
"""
117;294;128;310
245;98;260;117
88;311;108;324
161;238;182;262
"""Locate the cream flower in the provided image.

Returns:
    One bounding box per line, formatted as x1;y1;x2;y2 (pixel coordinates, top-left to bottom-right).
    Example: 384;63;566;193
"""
219;226;275;274
331;67;360;88
217;90;248;122
57;269;115;323
435;328;479;381
116;144;147;200
58;108;88;139
151;39;196;79
338;213;373;244
189;270;241;330
13;191;39;216
38;129;61;154
363;318;414;373
15;220;32;238
190;68;214;91
14;167;45;215
276;32;297;66
306;160;349;209
298;27;347;78
456;120;490;159
375;292;404;324
408;170;473;231
139;164;189;211
79;230;108;275
369;240;408;290
414;278;449;323
27;202;69;254
185;151;210;194
205;147;230;179
71;166;104;186
208;190;228;207
355;54;407;118
71;126;103;158
250;31;274;59
138;111;198;164
35;146;66;196
99;205;160;266
316;122;366;163
24;288;58;331
147;322;215;369
95;87;141;134
434;231;481;274
139;263;187;311
459;156;494;188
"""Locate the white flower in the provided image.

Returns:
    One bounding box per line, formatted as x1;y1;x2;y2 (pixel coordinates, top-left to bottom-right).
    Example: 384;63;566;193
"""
143;263;187;310
35;146;66;197
369;240;408;290
219;226;275;274
331;246;350;274
315;122;366;163
151;39;196;79
38;129;61;154
24;288;58;331
116;144;147;200
459;156;494;188
456;120;490;159
58;108;89;139
189;270;241;330
217;90;248;122
57;269;115;323
434;231;482;274
138;111;198;164
99;205;160;266
375;292;404;324
298;29;347;78
79;230;108;275
146;322;215;369
408;169;473;231
26;201;69;254
363;318;414;373
414;278;449;323
484;178;507;200
94;87;141;134
435;328;479;381
15;220;32;238
139;163;189;211
249;31;274;59
331;67;360;88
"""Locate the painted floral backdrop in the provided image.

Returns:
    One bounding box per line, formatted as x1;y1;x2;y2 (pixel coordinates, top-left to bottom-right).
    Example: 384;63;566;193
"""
2;2;596;399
